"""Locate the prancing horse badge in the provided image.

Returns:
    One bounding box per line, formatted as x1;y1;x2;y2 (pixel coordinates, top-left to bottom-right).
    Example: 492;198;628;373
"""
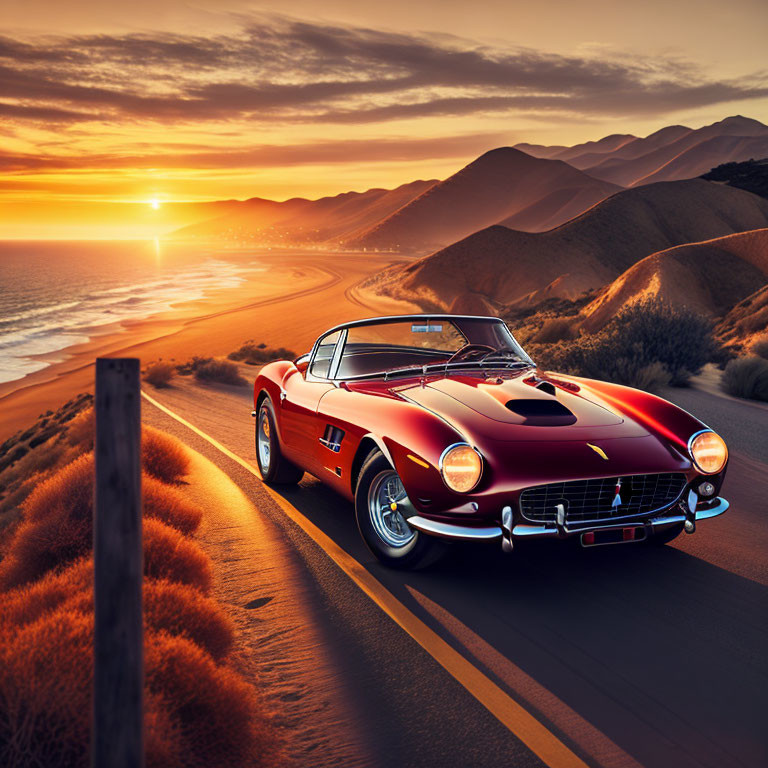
587;442;609;460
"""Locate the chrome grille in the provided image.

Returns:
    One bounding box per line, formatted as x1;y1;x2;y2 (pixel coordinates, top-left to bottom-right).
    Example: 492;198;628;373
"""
519;473;687;524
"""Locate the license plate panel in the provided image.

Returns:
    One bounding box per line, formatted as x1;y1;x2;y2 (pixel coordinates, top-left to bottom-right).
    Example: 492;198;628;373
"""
580;526;646;547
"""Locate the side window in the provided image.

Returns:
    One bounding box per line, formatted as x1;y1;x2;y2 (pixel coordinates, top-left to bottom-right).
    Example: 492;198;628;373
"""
309;330;341;378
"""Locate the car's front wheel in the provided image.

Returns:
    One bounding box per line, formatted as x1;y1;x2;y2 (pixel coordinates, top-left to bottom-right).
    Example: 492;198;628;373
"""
255;396;304;485
355;450;442;569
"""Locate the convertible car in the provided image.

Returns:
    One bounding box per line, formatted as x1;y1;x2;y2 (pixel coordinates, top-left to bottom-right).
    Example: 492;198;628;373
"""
253;314;729;568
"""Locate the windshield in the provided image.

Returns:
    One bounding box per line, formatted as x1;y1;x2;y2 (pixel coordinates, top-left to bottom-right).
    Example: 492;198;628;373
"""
318;317;533;380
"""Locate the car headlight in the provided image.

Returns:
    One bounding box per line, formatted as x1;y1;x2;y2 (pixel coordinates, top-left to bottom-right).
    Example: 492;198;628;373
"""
440;443;483;493
688;430;728;474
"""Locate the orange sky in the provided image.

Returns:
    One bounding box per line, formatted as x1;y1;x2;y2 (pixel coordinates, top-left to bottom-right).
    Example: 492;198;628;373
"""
1;0;767;235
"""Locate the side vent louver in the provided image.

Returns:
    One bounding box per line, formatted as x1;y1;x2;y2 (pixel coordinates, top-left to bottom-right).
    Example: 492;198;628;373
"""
319;425;345;452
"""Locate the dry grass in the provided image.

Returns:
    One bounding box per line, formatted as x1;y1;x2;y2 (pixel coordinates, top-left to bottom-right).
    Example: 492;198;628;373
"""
0;599;275;768
228;341;296;366
0;457;204;590
0;558;92;630
722;356;768;401
531;317;578;343
0;453;95;590
536;298;717;391
144;579;234;661
0;607;93;768
142;425;191;484
144;361;176;388
143;518;213;594
751;336;768;360
64;407;94;451
145;632;277;768
144;474;203;535
178;356;247;386
0;417;278;767
66;410;191;483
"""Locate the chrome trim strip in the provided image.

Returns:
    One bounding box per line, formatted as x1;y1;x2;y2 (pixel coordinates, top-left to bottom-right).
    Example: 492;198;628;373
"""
408;516;502;541
695;496;729;520
328;327;348;380
509;498;727;539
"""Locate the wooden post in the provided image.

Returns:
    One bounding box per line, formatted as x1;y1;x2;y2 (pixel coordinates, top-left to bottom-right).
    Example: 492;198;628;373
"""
93;358;144;768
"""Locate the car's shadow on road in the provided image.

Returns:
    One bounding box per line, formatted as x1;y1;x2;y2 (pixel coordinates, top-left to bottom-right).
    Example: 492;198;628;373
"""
275;477;768;768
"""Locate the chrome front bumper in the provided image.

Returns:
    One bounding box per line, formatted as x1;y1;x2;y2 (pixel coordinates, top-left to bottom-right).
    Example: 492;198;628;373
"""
407;496;729;546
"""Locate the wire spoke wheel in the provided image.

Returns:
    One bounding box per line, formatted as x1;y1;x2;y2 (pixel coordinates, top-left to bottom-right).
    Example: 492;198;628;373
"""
367;470;415;548
257;406;271;472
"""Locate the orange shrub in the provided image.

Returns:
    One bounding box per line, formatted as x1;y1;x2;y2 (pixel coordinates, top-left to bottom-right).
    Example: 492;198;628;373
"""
1;446;203;589
0;607;93;767
143;361;176;388
65;410;190;483
0;558;92;631
145;632;277;768
65;407;94;451
144;579;233;661
143;474;202;535
142;426;190;484
0;454;95;589
143;518;212;594
0;607;276;768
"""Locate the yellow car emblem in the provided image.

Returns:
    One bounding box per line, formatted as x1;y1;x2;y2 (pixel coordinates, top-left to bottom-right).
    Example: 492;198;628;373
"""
587;442;608;461
390;502;398;512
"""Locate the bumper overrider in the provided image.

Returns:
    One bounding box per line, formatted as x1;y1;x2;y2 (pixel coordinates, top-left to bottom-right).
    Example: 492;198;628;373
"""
405;491;729;550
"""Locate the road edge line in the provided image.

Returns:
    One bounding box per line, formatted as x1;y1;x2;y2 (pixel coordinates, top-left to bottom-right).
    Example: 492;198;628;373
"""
141;389;591;768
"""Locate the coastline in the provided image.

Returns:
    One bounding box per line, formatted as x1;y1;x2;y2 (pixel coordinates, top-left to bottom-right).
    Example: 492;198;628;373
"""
0;250;417;442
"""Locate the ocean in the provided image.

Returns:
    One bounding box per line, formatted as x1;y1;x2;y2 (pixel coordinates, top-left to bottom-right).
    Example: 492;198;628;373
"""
0;241;256;384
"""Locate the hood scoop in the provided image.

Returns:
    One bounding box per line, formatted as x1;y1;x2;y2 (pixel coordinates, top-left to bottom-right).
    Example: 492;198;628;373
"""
504;398;577;426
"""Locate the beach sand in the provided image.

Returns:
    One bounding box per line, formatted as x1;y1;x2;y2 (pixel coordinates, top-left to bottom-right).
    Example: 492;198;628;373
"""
0;251;419;442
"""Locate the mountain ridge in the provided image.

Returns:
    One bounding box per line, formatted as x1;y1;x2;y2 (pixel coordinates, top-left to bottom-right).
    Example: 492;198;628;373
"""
363;179;768;312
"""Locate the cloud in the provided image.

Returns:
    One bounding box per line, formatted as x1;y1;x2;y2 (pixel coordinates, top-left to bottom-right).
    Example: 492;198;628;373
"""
0;132;509;173
1;16;766;130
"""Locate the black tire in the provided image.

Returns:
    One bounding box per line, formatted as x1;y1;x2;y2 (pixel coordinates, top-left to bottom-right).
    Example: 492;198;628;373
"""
648;523;684;545
255;396;304;485
354;449;443;569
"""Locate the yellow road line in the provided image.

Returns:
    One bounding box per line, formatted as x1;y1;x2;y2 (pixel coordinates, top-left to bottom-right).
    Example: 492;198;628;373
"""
141;389;591;768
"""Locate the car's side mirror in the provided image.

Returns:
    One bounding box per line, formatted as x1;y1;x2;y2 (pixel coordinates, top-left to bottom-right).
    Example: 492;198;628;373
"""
295;357;309;374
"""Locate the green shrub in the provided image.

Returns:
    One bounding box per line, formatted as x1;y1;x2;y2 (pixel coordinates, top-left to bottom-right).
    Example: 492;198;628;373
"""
721;356;768;401
539;299;717;391
228;341;296;366
144;362;176;388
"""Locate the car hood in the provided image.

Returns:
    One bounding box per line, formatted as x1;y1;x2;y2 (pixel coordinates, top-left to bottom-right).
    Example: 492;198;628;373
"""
395;373;649;443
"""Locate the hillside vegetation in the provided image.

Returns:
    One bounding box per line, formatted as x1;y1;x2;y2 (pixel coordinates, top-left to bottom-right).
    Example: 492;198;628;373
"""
0;406;278;768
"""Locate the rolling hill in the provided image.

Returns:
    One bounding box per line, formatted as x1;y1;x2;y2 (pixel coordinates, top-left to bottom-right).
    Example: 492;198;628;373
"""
717;283;768;347
365;180;768;311
342;148;621;253
172;179;436;244
581;228;768;332
516;116;768;187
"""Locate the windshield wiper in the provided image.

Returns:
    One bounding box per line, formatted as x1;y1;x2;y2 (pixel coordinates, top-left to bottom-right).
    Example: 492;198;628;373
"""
347;358;535;383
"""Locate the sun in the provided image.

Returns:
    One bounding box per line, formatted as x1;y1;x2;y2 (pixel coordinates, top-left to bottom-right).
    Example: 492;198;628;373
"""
149;198;160;210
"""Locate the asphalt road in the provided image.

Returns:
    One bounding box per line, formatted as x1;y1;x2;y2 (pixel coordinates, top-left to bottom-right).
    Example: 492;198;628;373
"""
142;377;768;768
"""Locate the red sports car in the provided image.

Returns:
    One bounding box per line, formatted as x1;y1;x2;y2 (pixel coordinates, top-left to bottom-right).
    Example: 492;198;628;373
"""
253;315;729;568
